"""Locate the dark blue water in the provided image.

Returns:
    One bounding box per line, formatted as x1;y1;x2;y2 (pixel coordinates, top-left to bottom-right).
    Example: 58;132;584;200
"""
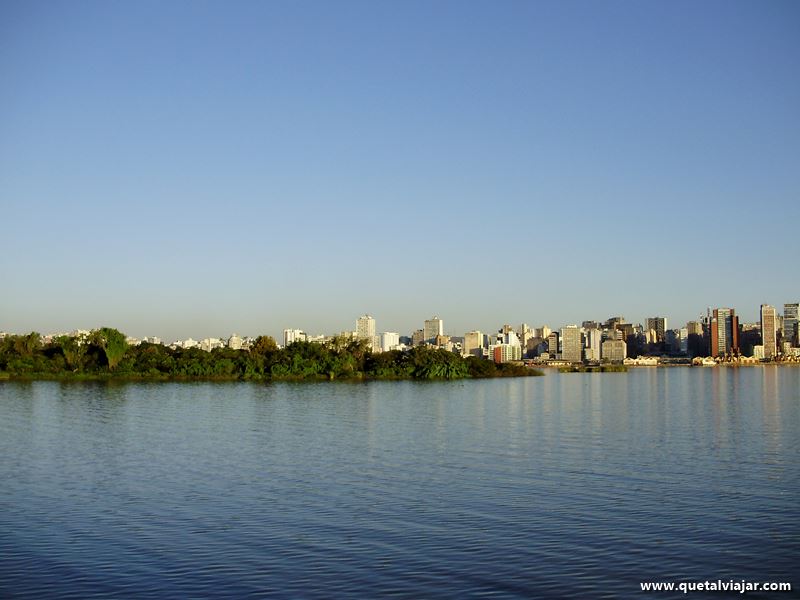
1;368;798;598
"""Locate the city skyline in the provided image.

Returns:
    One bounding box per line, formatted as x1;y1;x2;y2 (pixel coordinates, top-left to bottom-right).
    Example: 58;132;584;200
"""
2;300;797;346
2;2;799;341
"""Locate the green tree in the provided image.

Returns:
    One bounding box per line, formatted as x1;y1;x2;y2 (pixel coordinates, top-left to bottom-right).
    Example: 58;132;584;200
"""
90;327;129;371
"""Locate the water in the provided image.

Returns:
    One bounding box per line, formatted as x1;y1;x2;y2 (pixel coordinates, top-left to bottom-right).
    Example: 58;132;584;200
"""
1;368;798;598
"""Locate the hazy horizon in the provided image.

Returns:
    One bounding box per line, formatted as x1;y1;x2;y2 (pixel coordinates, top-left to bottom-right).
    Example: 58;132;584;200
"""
2;1;798;342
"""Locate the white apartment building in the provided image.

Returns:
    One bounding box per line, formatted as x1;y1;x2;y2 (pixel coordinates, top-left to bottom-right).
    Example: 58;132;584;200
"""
283;329;307;347
380;332;400;353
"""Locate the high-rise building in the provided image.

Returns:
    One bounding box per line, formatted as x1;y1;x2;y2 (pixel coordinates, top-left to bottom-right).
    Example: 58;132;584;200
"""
411;329;425;347
380;332;400;353
784;303;799;347
686;321;703;336
761;304;778;359
709;308;739;357
356;315;376;340
561;326;583;363
490;330;522;363
424;316;444;343
518;324;534;350
601;339;627;362
463;331;484;358
283;329;306;346
547;332;559;357
585;328;602;362
645;317;668;343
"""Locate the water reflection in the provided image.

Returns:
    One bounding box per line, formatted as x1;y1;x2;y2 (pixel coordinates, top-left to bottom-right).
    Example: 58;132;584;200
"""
1;370;799;599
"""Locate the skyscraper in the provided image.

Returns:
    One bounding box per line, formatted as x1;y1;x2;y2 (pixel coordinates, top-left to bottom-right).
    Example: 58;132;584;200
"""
585;328;602;362
645;317;667;343
283;329;306;346
709;308;739;357
356;315;376;349
761;305;778;359
463;331;484;357
784;303;799;347
424;316;444;343
560;326;583;363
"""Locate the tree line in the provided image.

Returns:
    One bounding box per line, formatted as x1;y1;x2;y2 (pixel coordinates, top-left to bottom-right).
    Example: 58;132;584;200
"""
0;328;541;381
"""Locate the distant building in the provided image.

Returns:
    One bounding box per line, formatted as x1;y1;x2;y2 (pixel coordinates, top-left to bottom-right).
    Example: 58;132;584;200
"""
227;334;242;350
686;321;703;336
283;329;306;347
518;324;534;350
435;334;451;349
493;344;522;363
489;330;522;363
753;345;765;360
380;332;400;353
601;339;627;363
356;315;376;350
547;332;559;357
585;328;602;362
761;304;778;359
463;331;484;358
411;329;425;347
645;317;667;343
679;328;688;354
710;308;739;357
424;316;444;343
784;303;799;347
560;326;583;363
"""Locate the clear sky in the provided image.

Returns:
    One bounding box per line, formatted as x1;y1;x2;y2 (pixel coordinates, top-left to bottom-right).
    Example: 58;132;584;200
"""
1;0;798;341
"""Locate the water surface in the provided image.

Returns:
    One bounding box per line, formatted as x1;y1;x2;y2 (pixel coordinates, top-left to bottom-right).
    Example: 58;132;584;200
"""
1;368;798;598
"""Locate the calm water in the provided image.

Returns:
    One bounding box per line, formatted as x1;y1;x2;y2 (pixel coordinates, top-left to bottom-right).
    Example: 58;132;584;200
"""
1;368;798;598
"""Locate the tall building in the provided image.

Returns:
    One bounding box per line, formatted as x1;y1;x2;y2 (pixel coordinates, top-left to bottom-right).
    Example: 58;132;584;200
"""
463;331;484;358
490;331;522;363
645;317;668;343
356;315;376;340
784;303;799;347
561;326;583;363
547;332;559;357
424;316;444;343
518;324;534;350
686;321;703;336
601;339;627;362
380;332;400;353
411;329;425;347
709;308;739;357
761;304;778;359
283;329;306;346
585;328;602;362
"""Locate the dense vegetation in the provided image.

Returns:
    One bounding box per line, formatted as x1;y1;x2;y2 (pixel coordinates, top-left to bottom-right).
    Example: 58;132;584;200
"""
0;329;542;382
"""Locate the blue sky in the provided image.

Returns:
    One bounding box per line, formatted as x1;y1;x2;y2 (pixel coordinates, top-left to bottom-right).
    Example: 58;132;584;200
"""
1;0;798;341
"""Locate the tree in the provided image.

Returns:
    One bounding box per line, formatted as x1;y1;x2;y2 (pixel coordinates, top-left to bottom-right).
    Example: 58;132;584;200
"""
250;336;278;355
90;327;129;371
